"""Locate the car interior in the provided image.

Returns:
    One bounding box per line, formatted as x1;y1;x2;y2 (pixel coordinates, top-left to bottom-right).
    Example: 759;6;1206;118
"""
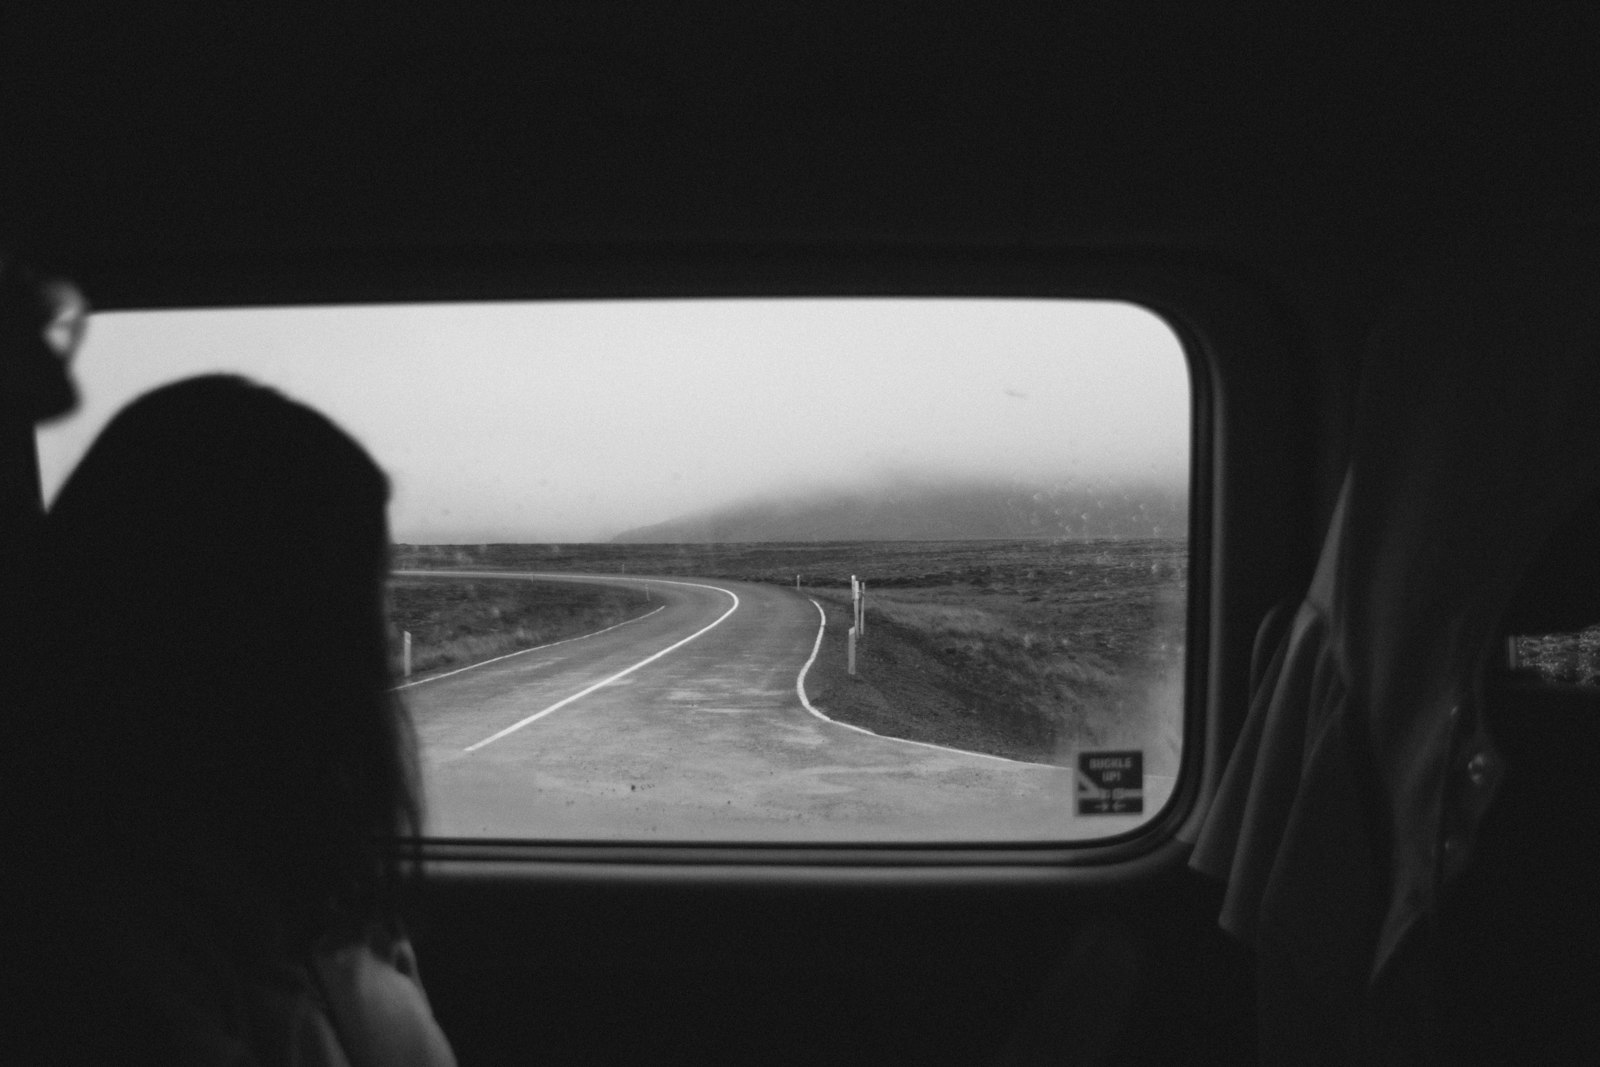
5;5;1597;1064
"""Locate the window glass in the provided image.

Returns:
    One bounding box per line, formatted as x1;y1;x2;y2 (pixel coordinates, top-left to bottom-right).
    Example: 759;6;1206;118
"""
38;299;1190;841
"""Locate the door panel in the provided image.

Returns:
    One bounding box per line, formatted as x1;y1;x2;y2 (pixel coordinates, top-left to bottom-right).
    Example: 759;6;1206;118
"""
413;858;1254;1066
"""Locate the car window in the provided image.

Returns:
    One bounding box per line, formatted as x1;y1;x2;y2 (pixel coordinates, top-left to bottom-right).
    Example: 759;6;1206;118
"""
38;299;1190;842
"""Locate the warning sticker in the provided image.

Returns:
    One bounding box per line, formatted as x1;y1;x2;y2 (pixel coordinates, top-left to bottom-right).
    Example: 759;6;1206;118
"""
1077;751;1144;815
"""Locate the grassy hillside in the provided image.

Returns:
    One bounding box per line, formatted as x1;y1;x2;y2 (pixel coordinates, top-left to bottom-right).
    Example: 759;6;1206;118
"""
388;576;652;680
800;543;1185;770
611;480;1187;543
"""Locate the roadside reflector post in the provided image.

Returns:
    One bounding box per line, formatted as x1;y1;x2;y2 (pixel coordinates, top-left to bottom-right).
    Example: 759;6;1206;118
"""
403;630;413;678
859;581;866;637
848;625;857;676
795;573;800;590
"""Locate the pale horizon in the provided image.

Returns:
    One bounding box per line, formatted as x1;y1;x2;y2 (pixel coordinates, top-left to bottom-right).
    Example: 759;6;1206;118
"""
37;298;1190;543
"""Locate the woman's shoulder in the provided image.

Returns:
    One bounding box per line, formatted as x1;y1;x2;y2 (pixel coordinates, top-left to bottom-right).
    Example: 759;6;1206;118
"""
242;961;355;1067
308;929;458;1067
77;863;453;1067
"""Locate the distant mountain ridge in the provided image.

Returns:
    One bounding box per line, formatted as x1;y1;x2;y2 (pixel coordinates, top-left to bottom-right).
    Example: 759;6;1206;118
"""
611;481;1187;543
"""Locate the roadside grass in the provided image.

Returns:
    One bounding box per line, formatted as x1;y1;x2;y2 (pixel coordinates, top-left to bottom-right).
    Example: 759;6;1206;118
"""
387;576;652;680
802;592;1069;762
803;568;1184;771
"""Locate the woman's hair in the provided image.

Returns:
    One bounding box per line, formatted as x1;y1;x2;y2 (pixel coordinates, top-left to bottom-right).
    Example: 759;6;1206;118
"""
42;375;419;955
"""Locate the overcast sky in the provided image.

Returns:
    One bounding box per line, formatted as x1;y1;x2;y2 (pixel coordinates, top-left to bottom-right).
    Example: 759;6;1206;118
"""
36;299;1189;542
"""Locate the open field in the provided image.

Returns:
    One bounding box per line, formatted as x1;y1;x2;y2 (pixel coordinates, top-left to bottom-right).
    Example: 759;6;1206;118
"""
393;539;1187;768
387;576;653;680
394;538;1187;589
798;544;1185;769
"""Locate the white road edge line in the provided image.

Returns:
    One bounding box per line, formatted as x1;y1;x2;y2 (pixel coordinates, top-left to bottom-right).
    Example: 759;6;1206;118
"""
794;598;1059;769
392;605;664;691
463;579;741;753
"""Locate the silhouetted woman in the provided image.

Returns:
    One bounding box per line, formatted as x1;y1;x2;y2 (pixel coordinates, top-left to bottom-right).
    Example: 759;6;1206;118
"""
32;375;454;1065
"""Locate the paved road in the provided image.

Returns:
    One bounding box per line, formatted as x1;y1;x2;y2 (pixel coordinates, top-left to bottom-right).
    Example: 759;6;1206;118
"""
397;570;1170;841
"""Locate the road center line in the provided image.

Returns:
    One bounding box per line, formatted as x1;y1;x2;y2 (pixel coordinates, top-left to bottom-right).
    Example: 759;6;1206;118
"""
463;579;740;753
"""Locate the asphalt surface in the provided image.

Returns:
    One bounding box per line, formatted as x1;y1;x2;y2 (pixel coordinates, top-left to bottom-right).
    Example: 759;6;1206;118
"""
398;570;1171;841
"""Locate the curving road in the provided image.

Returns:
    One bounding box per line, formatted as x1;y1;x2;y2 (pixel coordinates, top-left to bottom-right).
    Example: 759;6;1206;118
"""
397;570;1168;842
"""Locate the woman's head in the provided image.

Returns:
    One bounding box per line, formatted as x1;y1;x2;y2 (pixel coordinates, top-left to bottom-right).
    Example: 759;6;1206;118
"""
45;375;418;949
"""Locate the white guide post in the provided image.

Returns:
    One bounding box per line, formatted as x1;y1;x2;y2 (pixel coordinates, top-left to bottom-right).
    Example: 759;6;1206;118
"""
402;630;413;678
851;575;860;634
848;625;857;676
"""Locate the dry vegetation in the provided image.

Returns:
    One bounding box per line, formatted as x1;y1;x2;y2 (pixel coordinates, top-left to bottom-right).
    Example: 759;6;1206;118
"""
801;542;1186;769
387;576;651;680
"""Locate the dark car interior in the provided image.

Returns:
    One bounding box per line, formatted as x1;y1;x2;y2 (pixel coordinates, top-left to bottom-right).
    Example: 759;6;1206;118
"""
5;5;1597;1064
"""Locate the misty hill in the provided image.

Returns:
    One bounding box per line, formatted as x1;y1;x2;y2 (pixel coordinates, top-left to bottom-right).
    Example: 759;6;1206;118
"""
611;481;1187;543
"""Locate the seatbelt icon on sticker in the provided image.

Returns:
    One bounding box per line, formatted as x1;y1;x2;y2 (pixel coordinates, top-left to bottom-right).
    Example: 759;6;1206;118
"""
1077;751;1144;815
